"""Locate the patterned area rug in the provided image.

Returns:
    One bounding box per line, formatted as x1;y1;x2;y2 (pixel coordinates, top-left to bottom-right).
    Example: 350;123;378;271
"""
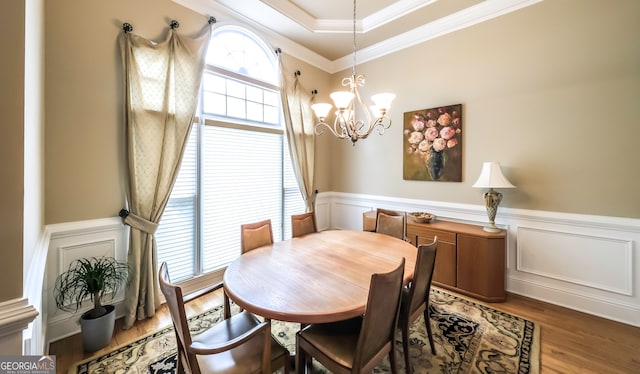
70;288;539;373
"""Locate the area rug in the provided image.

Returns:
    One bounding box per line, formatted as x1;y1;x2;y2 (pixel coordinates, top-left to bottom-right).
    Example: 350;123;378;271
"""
70;288;539;373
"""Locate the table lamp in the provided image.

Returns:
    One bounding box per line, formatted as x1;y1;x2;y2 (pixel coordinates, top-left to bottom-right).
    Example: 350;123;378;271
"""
472;162;515;232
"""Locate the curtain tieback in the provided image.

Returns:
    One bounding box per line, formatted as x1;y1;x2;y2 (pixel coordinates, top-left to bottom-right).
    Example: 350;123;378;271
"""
119;209;159;235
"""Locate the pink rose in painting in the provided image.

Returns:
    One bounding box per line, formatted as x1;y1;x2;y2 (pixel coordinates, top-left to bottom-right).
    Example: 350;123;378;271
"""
440;126;455;140
432;138;447;152
408;131;424;144
425;127;439;141
437;113;451;126
452;117;461;127
412;119;425;131
426;119;437;128
447;138;458;148
418;140;430;152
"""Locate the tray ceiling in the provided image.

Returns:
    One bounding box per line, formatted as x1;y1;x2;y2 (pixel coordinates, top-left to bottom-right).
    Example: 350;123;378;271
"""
176;0;543;72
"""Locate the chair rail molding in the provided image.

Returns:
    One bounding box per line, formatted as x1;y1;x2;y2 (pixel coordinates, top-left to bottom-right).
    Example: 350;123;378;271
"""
315;191;640;327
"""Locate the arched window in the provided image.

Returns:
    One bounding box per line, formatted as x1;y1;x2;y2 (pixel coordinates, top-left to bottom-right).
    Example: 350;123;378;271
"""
156;26;304;282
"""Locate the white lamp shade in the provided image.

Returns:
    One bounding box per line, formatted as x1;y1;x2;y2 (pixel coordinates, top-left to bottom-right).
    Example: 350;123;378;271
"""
371;93;396;110
311;103;332;119
330;91;355;109
472;162;515;188
370;105;383;118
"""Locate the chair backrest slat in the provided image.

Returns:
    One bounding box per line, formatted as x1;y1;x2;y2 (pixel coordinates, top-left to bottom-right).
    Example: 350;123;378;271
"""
354;258;405;369
241;219;274;253
291;212;317;238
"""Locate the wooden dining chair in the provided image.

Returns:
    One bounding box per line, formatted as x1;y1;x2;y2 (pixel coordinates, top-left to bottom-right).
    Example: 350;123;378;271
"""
398;238;438;373
375;208;406;240
295;259;405;374
241;219;274;254
291;212;317;238
158;262;291;374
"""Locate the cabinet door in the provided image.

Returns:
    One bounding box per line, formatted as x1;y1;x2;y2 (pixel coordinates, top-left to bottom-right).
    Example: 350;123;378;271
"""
457;234;505;300
418;235;456;287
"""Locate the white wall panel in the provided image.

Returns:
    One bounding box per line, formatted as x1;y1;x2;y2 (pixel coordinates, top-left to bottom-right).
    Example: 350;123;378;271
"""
516;227;633;295
45;218;127;345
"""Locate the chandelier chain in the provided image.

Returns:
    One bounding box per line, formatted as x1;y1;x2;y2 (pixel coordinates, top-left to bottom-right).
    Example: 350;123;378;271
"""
352;0;357;77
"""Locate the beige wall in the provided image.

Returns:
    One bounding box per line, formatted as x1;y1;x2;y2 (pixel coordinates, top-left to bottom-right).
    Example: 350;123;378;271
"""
44;0;206;224
42;0;640;229
44;0;333;224
0;1;26;301
321;0;640;218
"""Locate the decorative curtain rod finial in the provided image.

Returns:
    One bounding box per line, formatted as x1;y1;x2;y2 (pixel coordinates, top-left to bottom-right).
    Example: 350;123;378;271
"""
170;20;179;29
208;16;216;24
122;23;133;34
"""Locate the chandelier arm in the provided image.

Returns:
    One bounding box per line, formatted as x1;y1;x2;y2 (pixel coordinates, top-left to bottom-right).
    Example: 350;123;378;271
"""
373;116;392;135
314;120;348;140
351;78;373;137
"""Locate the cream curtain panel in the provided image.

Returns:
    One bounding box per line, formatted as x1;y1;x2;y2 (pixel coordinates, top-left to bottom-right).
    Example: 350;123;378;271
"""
119;21;211;328
279;53;316;212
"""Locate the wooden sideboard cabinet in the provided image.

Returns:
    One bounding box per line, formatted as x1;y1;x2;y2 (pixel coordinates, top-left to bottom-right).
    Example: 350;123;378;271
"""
406;219;506;302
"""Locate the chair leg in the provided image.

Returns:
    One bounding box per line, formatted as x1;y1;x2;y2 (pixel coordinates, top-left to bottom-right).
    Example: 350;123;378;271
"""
223;292;231;319
402;324;411;374
424;309;436;355
295;336;305;374
389;343;399;374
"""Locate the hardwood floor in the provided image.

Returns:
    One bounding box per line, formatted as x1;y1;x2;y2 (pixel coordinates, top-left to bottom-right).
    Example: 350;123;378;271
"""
50;288;640;373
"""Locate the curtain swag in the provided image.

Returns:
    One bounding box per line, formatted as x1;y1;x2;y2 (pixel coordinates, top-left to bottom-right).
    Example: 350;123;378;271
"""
278;52;317;212
118;18;213;329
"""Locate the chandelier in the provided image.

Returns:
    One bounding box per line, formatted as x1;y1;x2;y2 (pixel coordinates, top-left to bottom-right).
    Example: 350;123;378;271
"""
311;0;396;145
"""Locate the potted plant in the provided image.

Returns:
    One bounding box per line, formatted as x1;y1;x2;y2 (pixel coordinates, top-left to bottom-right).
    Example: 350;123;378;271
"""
53;256;131;352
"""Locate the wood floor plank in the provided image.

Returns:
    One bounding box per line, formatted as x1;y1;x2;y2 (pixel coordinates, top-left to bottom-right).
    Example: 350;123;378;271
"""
49;289;640;373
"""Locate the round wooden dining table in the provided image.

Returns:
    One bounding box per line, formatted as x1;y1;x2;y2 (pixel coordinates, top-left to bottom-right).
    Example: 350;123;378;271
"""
223;230;417;324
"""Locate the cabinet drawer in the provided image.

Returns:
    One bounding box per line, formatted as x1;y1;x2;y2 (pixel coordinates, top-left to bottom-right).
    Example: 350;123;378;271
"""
407;225;456;244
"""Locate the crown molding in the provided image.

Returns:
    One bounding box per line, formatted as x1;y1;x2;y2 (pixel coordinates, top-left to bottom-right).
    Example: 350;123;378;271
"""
333;0;543;72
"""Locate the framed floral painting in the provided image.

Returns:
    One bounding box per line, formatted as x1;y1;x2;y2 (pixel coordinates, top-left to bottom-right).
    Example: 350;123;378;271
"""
403;104;462;182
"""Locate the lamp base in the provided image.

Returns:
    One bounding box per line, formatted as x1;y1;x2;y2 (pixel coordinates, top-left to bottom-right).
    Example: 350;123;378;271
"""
482;224;501;233
482;188;503;233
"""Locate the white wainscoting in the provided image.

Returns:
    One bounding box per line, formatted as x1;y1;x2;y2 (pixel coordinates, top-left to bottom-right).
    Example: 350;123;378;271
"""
38;193;640;349
315;192;640;327
44;218;128;345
